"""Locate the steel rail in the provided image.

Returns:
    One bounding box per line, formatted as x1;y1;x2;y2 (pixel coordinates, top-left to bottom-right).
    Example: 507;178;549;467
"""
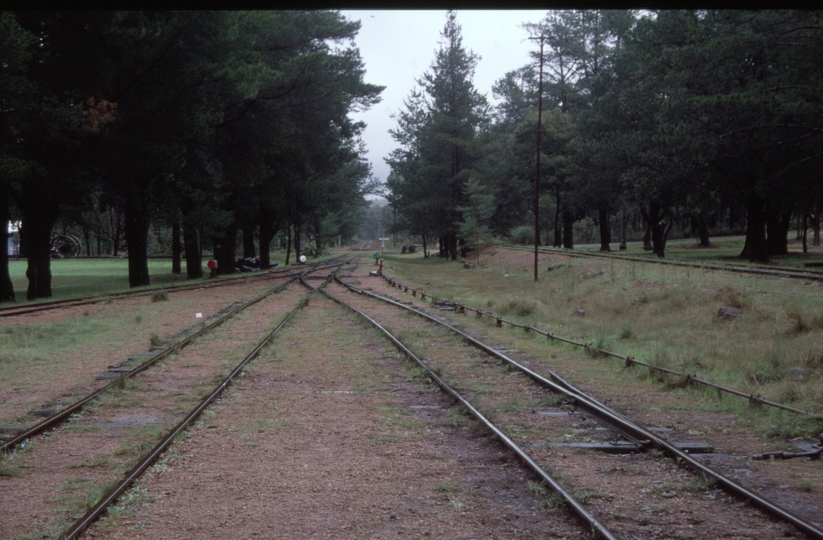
0;257;354;317
2;257;353;450
61;272;335;540
314;282;616;540
0;273;304;453
0;254;350;318
503;242;823;281
0;267;303;318
337;274;823;540
382;275;820;419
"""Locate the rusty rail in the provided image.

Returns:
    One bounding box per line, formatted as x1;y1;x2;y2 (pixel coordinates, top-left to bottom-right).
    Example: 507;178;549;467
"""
338;273;823;539
0;274;303;453
0;255;348;318
502;242;823;281
1;257;355;452
381;275;820;419
61;270;337;539
316;280;617;540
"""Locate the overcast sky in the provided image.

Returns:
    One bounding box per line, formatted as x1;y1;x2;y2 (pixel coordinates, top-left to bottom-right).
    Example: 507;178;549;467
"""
339;10;548;189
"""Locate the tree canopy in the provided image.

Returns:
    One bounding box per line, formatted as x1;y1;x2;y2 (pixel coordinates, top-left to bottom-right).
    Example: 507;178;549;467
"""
0;10;383;301
387;10;823;262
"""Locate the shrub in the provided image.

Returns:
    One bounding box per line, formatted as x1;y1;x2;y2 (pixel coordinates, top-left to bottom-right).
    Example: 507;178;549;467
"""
508;225;534;245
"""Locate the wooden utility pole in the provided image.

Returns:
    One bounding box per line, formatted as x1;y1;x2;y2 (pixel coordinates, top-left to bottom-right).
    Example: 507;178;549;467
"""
530;35;545;282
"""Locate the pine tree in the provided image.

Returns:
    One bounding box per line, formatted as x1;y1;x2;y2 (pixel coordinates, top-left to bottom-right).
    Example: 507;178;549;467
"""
387;11;490;260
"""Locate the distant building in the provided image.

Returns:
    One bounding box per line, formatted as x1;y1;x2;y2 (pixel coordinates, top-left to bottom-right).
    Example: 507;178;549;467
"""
6;222;19;257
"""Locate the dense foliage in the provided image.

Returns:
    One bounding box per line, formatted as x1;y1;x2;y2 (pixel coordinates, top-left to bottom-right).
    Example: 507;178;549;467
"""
0;10;382;300
4;10;823;301
387;10;823;262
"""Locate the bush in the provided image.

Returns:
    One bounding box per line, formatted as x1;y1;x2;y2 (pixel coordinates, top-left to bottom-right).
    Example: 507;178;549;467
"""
508;226;534;245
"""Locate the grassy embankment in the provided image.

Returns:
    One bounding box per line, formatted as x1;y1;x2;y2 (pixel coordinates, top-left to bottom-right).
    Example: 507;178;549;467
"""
381;241;823;437
565;236;823;270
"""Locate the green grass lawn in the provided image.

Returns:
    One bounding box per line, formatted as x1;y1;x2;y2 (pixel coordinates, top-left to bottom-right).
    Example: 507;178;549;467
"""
5;251;295;304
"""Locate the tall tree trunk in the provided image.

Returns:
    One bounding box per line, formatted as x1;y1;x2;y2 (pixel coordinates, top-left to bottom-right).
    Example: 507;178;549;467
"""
768;209;791;256
448;232;458;260
802;213;808;254
314;216;322;254
21;199;59;300
183;221;202;279
640;201;668;257
421;233;428;258
259;215;277;269
619;207;627;251
124;199;151;287
25;219;52;300
652;220;673;258
598;206;611;252
553;187;562;247
0;183;16;302
216;224;237;275
293;223;302;261
812;209;820;247
81;223;92;256
562;212;574;249
242;225;256;258
740;193;769;263
642;220;653;251
171;217;181;274
285;225;292;266
698;212;711;247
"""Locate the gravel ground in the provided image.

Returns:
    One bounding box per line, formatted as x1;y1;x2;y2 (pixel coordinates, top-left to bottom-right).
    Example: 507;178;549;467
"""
0;278;277;429
3;254;822;539
86;279;585;539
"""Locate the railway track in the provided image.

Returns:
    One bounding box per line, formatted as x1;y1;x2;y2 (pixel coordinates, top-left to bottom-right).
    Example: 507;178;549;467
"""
74;264;574;538
0;262;333;538
316;263;823;539
3;253;821;538
503;243;823;282
377;274;821;420
0;273;299;453
0;260;328;319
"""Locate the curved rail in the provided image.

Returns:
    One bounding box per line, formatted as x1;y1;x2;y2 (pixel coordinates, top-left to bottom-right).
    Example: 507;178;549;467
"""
305;275;616;540
61;272;336;539
0;256;345;318
503;242;823;282
381;275;820;419
336;273;823;540
0;274;303;453
2;257;353;451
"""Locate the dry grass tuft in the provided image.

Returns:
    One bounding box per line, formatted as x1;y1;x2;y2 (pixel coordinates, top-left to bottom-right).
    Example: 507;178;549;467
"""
385;248;823;423
713;287;748;309
499;297;536;317
786;308;823;335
